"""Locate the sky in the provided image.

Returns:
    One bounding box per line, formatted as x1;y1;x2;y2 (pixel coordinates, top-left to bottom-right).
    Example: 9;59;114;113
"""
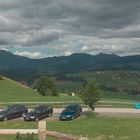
0;0;140;59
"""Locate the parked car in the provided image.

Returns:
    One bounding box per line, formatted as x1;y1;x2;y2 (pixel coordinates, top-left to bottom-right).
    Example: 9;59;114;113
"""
0;104;28;121
59;104;82;121
24;106;53;121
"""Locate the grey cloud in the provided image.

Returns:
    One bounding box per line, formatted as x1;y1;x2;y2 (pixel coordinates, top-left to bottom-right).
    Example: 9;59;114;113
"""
0;39;8;45
0;0;140;56
23;30;63;46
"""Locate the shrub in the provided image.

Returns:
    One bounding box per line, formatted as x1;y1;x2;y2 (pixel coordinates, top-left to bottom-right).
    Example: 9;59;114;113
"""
33;75;58;96
15;133;38;140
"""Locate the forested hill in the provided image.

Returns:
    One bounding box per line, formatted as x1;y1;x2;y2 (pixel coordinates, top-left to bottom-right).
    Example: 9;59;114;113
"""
0;50;140;82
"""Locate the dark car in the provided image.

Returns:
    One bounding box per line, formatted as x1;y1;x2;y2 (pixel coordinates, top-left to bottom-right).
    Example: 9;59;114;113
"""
59;104;82;121
0;104;28;121
24;106;53;121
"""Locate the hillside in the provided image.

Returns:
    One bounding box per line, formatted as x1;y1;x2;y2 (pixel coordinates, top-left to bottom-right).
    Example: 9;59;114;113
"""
0;76;42;102
0;50;140;83
0;76;81;102
56;70;140;101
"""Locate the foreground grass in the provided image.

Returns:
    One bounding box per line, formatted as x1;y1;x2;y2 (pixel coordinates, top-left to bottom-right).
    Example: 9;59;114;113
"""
48;113;140;140
1;113;140;140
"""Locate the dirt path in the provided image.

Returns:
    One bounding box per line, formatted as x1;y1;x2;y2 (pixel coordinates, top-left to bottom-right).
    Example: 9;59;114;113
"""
95;108;140;113
95;108;140;117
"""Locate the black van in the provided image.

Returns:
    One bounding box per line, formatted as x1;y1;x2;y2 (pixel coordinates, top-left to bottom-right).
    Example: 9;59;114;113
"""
59;104;82;121
24;106;53;121
0;104;28;121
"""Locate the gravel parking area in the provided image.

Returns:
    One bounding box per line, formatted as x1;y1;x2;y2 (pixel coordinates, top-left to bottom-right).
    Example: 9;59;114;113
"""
1;108;140;121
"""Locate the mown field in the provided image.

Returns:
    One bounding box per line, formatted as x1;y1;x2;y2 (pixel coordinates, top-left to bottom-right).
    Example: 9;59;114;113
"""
0;77;80;102
0;75;139;108
0;71;140;140
1;113;140;140
65;70;140;90
56;70;140;101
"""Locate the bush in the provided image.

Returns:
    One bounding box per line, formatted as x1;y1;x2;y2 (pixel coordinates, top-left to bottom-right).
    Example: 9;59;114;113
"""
33;75;58;96
15;133;38;140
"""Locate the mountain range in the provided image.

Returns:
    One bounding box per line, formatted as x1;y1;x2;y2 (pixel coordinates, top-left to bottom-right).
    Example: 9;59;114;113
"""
0;50;140;83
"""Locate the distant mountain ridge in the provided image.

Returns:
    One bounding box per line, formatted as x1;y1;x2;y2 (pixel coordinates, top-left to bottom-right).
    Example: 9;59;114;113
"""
0;50;140;83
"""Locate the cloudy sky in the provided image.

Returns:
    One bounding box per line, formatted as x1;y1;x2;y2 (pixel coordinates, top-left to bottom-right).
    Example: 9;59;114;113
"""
0;0;140;59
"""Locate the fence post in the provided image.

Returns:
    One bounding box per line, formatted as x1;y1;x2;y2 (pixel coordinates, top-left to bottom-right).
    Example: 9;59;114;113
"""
38;121;46;140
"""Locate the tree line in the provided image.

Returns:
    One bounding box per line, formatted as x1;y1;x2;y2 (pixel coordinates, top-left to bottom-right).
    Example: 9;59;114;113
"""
33;75;102;110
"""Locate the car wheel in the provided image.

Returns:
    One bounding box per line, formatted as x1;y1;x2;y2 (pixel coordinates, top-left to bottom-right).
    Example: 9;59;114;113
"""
4;117;8;121
35;117;39;122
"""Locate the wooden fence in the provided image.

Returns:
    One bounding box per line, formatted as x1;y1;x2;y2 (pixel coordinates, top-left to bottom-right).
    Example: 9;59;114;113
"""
0;121;89;140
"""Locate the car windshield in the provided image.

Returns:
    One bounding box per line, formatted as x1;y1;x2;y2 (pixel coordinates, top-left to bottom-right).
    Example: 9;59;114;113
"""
62;111;74;115
65;106;75;111
3;105;14;112
30;108;42;113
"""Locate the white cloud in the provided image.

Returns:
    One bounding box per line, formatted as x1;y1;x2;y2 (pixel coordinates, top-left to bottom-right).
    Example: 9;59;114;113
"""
64;50;73;56
81;46;89;51
0;47;8;51
14;51;46;59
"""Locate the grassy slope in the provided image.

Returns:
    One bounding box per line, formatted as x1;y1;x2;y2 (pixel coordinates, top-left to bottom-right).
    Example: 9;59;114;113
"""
0;76;138;109
56;80;82;92
0;77;80;102
65;70;140;100
0;77;39;102
0;75;138;109
1;113;140;140
102;91;138;101
66;70;140;89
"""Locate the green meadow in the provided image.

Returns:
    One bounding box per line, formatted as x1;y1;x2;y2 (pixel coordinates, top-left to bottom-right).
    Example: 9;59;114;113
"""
0;77;80;102
0;71;140;140
0;75;139;108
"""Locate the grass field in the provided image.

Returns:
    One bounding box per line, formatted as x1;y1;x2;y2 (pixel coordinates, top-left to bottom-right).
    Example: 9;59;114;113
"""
1;112;140;140
102;91;139;101
0;76;139;109
55;70;140;106
65;70;140;91
0;71;140;140
0;77;81;102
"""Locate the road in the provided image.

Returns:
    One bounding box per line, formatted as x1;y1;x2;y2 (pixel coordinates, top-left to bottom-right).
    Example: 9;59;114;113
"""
54;108;140;118
94;108;140;117
1;107;140;114
1;108;140;121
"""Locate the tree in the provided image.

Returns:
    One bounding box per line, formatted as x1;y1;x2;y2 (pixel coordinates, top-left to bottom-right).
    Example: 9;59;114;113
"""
33;75;58;96
79;80;102;111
